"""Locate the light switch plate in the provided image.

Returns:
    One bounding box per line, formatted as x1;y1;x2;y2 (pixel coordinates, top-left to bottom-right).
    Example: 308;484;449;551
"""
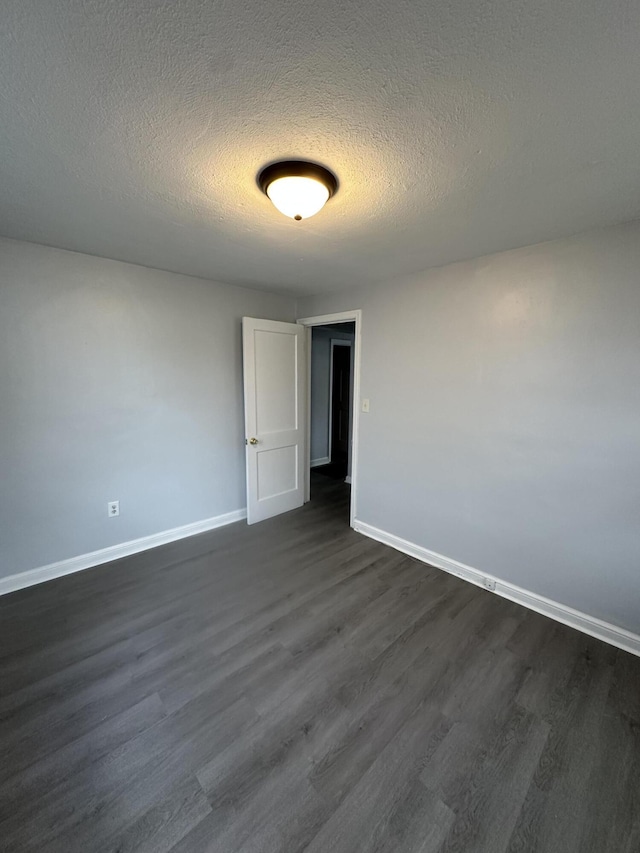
362;398;370;413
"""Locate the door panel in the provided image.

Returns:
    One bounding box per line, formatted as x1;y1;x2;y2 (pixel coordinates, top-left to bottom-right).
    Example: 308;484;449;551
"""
243;318;305;524
254;330;297;433
257;445;298;499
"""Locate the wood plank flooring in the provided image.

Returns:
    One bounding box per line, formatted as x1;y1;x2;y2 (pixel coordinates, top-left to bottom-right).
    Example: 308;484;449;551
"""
1;474;639;852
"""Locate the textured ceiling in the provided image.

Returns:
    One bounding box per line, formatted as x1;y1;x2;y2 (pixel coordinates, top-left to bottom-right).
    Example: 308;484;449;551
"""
1;0;640;295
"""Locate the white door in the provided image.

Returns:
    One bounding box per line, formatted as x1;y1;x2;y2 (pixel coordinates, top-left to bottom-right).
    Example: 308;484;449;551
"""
242;317;306;524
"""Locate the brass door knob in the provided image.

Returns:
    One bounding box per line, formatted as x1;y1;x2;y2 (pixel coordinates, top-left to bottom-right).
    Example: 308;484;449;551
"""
248;437;259;445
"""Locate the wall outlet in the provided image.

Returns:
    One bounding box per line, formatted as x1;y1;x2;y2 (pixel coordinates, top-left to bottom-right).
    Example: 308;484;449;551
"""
483;577;496;591
362;398;370;413
108;500;120;518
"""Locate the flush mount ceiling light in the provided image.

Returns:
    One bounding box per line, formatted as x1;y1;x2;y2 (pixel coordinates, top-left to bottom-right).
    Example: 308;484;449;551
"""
258;160;338;221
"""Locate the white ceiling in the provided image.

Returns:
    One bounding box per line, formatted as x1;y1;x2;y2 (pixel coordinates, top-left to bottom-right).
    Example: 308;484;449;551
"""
2;0;639;296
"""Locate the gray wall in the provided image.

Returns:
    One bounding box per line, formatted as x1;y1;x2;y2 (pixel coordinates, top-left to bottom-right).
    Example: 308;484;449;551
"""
0;238;295;578
298;221;640;634
310;324;355;466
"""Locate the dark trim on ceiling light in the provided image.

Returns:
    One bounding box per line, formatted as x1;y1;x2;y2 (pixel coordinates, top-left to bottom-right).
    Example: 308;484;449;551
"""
257;160;338;198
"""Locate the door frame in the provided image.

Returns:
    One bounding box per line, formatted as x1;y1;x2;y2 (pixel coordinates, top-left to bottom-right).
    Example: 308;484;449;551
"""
297;310;362;527
328;339;353;472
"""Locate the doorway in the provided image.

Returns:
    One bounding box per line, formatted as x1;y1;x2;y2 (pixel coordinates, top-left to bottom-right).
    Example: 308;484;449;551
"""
242;311;360;526
330;339;352;477
308;327;354;482
297;311;362;526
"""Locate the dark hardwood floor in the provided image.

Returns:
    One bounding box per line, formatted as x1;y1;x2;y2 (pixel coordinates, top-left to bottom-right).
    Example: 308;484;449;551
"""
1;474;639;852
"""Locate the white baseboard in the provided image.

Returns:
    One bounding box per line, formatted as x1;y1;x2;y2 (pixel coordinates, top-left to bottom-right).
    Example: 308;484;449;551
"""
311;457;331;468
352;519;640;658
0;508;247;596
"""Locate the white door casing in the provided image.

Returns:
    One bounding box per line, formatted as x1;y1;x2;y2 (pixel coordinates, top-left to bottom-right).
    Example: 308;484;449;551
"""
297;310;362;527
242;317;306;524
